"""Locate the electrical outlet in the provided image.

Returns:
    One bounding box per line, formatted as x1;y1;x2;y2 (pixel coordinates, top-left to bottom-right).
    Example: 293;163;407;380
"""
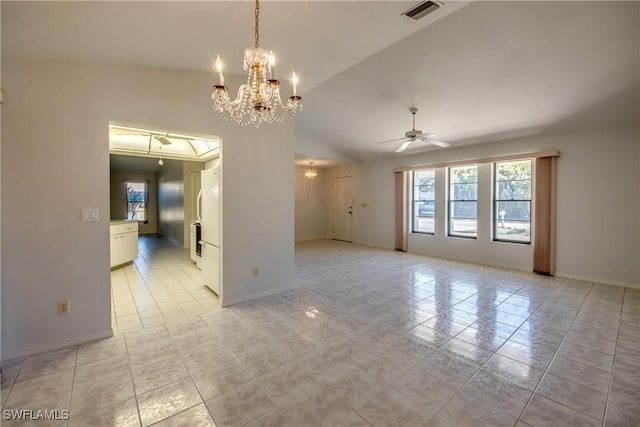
252;268;259;277
58;300;70;315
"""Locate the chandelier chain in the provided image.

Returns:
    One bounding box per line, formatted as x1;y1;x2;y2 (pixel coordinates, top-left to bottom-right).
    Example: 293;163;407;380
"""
255;0;260;48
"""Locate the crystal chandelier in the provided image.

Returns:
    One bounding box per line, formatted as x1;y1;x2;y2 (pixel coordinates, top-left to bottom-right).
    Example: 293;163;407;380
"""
305;162;318;180
212;0;302;127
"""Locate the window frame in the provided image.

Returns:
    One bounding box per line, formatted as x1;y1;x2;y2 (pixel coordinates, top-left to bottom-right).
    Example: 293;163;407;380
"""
125;180;149;223
447;165;478;239
411;169;436;235
493;159;532;244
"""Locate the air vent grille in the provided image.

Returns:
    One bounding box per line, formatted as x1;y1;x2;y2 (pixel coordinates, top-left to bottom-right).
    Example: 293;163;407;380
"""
402;0;442;21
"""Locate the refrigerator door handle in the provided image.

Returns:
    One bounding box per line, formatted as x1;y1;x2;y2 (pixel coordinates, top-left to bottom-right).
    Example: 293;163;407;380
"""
196;189;203;223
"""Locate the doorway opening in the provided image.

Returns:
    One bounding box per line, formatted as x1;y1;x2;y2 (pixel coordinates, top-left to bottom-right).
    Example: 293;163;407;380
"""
108;122;221;334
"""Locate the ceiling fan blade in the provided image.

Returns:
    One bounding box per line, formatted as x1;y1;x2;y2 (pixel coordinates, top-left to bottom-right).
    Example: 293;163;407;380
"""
377;137;406;145
395;140;412;153
421;138;450;148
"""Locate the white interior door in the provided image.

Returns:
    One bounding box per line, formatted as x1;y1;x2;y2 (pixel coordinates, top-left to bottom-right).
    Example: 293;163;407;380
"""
332;176;353;242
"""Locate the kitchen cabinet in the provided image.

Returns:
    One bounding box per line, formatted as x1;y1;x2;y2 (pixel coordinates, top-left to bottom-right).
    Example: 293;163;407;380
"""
110;220;139;268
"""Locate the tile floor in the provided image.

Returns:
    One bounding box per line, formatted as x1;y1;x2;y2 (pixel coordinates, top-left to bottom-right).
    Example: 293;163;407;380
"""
1;238;639;426
110;235;219;334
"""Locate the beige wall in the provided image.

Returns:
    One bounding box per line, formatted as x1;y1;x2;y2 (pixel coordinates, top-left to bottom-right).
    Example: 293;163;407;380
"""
1;58;295;359
294;165;331;241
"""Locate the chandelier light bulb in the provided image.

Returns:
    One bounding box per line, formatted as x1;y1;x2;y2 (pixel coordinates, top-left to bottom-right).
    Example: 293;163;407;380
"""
268;51;275;79
292;71;298;97
215;55;224;86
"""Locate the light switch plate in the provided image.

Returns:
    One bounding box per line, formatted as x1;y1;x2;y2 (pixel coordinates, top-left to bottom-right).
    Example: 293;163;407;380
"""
82;208;99;222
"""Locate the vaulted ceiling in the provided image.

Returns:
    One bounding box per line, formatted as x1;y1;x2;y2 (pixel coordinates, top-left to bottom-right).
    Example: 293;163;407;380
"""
3;1;638;163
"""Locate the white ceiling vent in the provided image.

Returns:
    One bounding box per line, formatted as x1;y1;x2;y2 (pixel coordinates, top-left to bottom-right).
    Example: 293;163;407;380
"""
402;0;443;21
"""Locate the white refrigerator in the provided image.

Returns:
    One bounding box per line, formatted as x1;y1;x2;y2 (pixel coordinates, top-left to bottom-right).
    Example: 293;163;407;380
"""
197;166;220;295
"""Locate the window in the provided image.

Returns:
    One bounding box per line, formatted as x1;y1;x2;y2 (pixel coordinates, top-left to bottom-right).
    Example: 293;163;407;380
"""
126;181;148;222
412;170;436;234
494;159;532;243
448;165;478;238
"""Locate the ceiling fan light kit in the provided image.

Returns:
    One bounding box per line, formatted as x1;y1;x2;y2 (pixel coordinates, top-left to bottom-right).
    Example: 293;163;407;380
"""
379;107;450;153
212;0;302;127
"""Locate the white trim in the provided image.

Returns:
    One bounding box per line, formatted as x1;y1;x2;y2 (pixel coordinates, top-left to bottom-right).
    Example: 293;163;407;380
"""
295;236;331;242
1;328;114;363
221;285;293;308
555;272;640;290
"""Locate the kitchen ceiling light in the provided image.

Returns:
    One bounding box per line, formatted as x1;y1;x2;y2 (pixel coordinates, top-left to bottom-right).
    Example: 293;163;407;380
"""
212;0;302;127
305;162;318;180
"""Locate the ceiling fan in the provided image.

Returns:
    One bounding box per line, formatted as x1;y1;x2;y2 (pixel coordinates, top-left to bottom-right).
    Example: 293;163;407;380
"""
378;107;450;153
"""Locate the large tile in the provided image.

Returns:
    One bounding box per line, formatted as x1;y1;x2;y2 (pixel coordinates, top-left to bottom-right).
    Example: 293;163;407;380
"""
441;337;494;365
16;347;78;381
391;367;458;414
334;413;372;427
243;407;295;427
437;390;517;427
462;370;532;418
150;403;215;427
482;353;544;391
349;387;433;427
605;394;640;427
547;355;612;393
192;358;253;401
278;383;352;427
556;341;615;372
68;397;140;427
73;354;131;389
132;356;191;396
521;394;601;427
77;336;127;366
254;358;318;405
232;343;296;377
496;339;555;370
0;359;23;407
417;349;481;390
205;380;275;427
137;378;202;426
181;343;236;375
295;346;351;380
537;373;607;420
320;364;378;410
353;349;414;385
455;325;509;352
3;369;74;412
70;372;135;416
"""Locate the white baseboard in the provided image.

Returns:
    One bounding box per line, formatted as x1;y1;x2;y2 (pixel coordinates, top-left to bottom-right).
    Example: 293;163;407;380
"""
1;328;114;363
555;271;640;290
295;236;331;242
221;285;294;307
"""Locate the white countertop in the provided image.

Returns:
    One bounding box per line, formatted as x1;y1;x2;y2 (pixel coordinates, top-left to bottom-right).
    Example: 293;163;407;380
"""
110;219;138;225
